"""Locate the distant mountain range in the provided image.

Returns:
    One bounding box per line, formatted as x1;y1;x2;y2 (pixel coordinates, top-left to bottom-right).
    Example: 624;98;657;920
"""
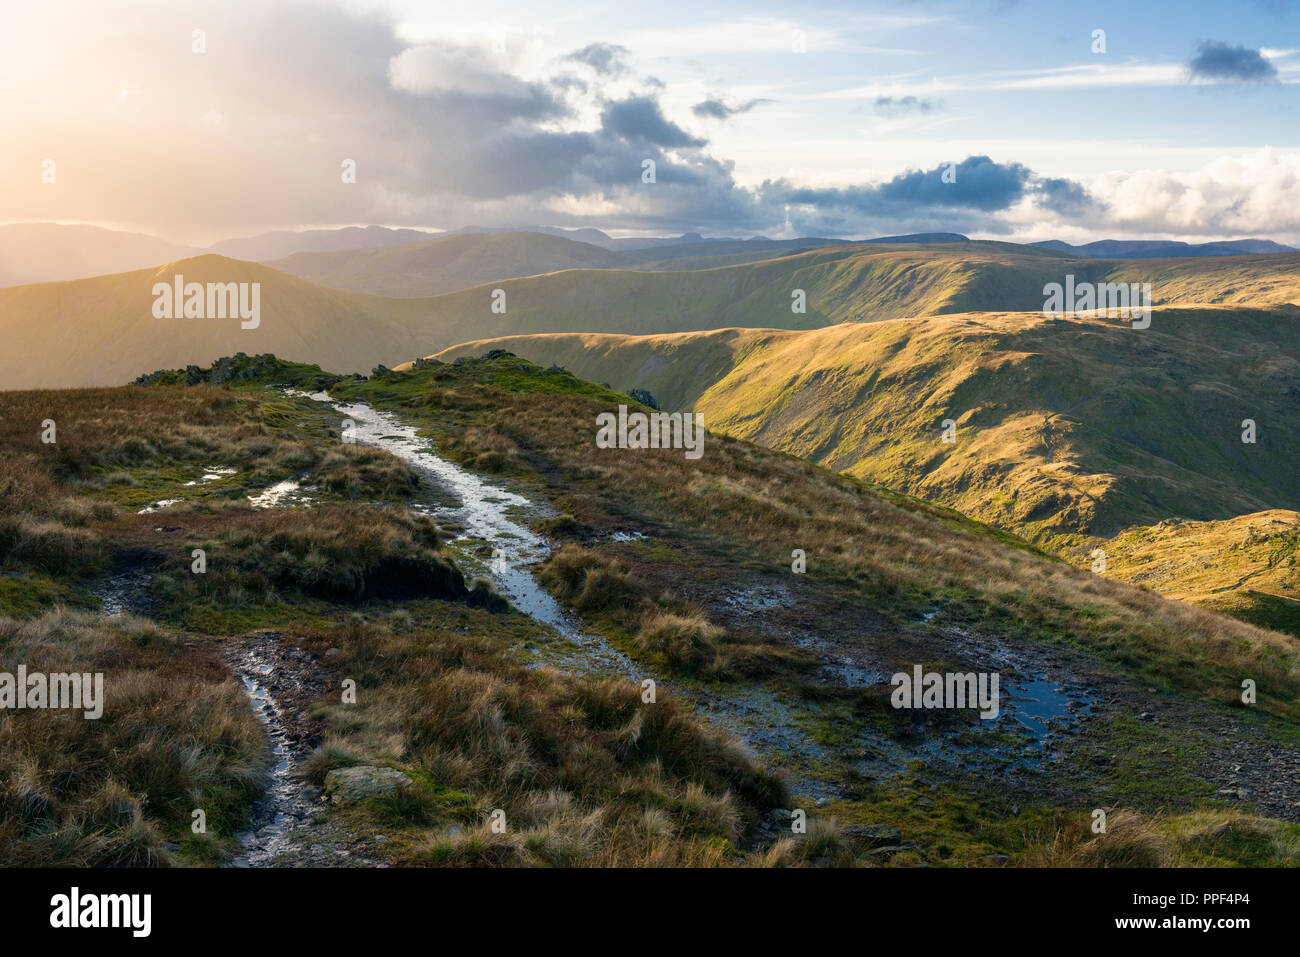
6;239;1300;392
0;223;441;287
1032;238;1295;258
5;221;1294;289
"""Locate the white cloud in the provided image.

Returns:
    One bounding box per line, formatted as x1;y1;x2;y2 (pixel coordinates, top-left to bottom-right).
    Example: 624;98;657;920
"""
388;43;538;98
1086;149;1300;241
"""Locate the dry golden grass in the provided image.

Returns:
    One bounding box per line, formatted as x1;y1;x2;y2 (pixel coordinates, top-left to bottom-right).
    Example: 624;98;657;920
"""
1020;808;1300;867
151;504;467;607
0;609;265;865
397;372;1300;717
301;617;790;866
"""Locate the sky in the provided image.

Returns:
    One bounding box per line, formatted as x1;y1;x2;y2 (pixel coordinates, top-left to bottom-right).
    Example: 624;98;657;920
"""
3;0;1299;245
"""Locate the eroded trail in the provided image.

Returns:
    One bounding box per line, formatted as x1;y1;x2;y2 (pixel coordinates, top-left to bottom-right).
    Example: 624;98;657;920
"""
224;635;322;867
93;560;348;863
295;393;1105;802
294;394;872;797
305;392;643;679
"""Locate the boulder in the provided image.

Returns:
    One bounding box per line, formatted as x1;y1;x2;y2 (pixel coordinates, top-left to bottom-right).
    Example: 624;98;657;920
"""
324;766;413;805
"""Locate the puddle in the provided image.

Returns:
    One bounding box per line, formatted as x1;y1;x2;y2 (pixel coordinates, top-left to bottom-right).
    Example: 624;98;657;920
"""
1002;676;1092;743
137;498;182;514
722;586;790;613
292;391;640;679
247;479;313;509
226;642;318;867
610;530;649;543
185;465;237;486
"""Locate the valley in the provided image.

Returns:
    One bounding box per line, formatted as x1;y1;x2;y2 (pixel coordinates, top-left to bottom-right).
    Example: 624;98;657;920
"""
2;227;1298;870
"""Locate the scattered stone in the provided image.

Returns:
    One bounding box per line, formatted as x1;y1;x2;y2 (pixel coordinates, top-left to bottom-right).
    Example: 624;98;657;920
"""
868;842;918;858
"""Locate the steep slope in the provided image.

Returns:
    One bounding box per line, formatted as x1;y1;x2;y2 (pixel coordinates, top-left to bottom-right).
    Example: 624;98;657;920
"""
1104;510;1299;598
1106;254;1300;305
268;231;626;296
432;305;1300;546
273;240;1300;320
1103;510;1300;633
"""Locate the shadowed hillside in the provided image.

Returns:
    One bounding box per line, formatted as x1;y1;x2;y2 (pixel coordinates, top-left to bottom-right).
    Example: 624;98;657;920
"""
268;231;626;297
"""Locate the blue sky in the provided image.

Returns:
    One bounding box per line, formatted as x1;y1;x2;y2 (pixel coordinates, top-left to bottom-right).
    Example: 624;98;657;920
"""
4;0;1298;243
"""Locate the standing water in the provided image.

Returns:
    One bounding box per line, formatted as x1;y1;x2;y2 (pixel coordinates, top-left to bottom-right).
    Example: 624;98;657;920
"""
226;642;308;867
301;392;642;679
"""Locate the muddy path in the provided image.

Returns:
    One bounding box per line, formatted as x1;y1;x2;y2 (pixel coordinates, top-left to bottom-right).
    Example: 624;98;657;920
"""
92;549;375;862
291;394;1097;802
298;390;643;680
605;548;1300;821
222;632;343;866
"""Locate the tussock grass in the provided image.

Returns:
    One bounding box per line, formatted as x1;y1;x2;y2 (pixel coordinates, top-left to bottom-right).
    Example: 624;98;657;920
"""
346;356;1300;719
1021;808;1300;867
152;504;467;608
634;612;724;675
0;382;424;597
301;616;788;866
537;544;804;679
0;610;265;866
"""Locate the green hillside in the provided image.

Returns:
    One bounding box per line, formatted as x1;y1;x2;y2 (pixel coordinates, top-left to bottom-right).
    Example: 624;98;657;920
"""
432;304;1300;555
6;241;1300;392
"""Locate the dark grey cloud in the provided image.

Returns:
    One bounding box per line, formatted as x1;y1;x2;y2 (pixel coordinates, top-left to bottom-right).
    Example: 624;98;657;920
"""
600;96;706;148
12;0;1102;243
750;156;1094;236
563;42;630;75
873;95;942;115
691;97;771;120
1033;177;1095;216
879;156;1032;211
1188;41;1278;82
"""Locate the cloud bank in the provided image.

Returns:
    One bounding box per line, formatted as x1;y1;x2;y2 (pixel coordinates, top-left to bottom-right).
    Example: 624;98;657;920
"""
1;0;1294;245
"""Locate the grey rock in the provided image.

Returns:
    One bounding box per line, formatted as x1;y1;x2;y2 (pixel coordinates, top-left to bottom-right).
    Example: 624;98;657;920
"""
324;766;413;805
841;824;902;846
